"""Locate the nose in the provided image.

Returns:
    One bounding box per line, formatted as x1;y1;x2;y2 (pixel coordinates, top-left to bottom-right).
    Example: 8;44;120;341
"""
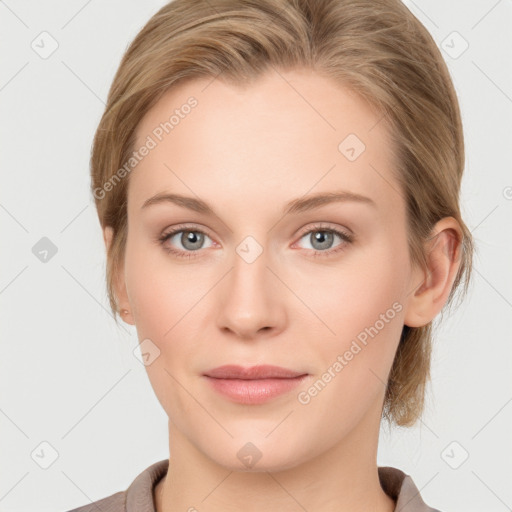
215;244;286;340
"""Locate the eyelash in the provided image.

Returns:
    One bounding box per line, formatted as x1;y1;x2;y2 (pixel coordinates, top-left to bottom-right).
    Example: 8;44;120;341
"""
157;223;354;260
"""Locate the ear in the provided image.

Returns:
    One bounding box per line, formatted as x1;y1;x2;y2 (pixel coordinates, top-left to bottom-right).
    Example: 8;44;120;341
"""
403;217;463;328
103;226;135;325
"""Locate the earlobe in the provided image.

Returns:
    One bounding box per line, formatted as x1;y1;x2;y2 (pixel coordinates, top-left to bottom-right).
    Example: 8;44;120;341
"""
120;308;134;325
403;217;462;328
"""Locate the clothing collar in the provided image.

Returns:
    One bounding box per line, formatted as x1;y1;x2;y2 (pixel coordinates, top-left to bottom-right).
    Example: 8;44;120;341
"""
125;459;441;512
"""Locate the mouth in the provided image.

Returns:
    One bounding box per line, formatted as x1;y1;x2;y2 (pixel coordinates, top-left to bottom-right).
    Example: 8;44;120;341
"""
203;365;309;405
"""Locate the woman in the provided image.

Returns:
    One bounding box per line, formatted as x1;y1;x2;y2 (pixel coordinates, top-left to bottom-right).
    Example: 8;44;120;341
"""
68;0;474;510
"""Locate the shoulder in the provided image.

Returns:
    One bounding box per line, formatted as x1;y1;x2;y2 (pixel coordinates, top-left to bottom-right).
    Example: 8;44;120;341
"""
62;459;169;512
378;466;445;512
65;490;126;512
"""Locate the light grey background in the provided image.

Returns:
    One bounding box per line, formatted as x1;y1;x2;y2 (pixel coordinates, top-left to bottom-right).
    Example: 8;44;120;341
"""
1;1;511;511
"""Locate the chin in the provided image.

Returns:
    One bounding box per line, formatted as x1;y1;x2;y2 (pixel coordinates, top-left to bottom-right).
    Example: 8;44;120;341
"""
200;435;310;473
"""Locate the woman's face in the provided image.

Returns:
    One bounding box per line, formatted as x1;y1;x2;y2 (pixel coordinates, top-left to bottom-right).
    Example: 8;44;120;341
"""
111;68;424;470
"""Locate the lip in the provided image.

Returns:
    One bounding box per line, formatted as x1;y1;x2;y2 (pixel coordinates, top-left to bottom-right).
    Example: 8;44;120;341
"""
203;365;308;405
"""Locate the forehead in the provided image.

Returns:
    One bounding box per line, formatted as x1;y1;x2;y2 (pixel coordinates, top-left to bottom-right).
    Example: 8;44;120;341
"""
129;68;400;214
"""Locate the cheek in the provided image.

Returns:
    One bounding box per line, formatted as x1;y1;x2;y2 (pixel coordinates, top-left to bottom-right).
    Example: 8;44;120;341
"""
124;237;205;337
124;242;213;393
123;245;204;414
297;248;408;432
303;239;409;349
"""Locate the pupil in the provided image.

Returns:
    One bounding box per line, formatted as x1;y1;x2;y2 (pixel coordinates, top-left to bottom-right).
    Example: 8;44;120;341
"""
183;231;203;250
313;231;332;250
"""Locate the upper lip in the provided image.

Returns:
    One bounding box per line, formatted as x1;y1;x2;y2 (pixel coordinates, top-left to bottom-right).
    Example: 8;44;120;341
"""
204;365;307;379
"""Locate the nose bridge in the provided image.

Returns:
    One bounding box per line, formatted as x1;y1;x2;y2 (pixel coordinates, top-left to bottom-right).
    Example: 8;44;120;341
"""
216;233;283;336
233;236;269;291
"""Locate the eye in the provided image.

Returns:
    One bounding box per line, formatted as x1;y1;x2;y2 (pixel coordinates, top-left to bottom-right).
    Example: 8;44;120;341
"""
295;224;354;257
157;223;354;260
158;225;214;259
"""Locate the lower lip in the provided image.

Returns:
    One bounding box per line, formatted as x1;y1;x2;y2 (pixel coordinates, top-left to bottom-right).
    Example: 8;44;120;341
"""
204;375;308;405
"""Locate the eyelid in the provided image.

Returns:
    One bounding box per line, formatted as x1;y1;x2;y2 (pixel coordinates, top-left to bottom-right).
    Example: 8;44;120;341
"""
291;222;354;253
159;222;352;243
160;222;214;239
157;223;216;260
294;222;353;240
158;221;354;258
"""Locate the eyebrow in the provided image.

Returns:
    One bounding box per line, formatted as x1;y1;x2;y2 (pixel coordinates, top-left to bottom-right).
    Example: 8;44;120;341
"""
141;190;377;216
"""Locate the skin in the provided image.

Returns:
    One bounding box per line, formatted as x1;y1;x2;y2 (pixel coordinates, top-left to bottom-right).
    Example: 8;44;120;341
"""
103;67;462;512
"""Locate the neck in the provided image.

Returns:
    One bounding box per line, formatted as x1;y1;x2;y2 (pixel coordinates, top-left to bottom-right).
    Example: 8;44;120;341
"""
155;404;395;512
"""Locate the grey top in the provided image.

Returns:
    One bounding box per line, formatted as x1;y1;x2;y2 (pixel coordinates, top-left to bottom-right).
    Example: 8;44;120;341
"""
65;459;443;512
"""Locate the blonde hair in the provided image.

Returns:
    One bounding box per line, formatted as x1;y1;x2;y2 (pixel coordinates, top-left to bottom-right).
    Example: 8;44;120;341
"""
90;0;474;427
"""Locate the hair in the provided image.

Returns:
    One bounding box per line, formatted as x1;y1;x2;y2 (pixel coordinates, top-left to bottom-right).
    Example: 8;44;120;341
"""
90;0;474;427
